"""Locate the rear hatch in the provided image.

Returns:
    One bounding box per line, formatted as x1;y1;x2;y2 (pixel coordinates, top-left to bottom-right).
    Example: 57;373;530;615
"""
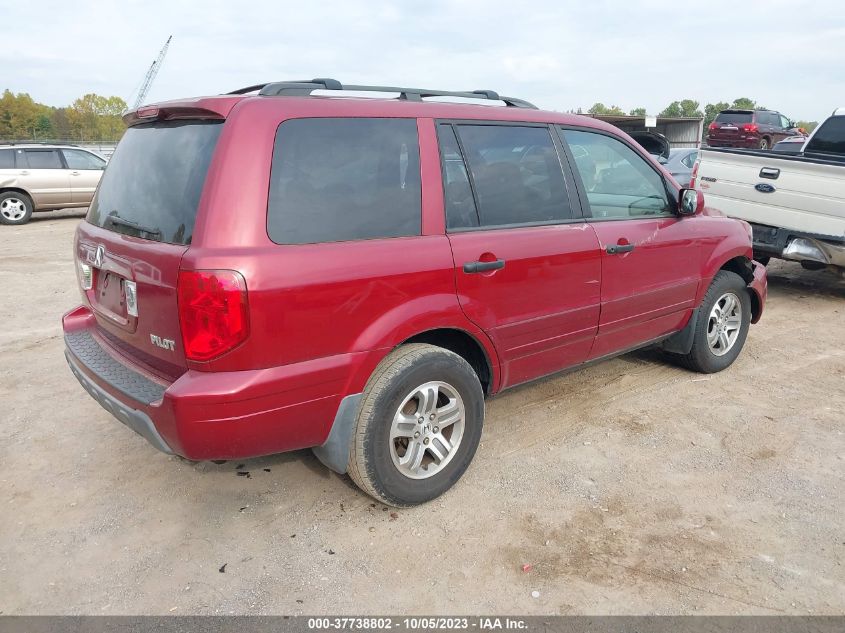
709;110;754;142
76;119;223;378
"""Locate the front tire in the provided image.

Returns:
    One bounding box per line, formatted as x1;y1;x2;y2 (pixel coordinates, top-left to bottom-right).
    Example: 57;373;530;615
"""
348;344;484;507
759;137;770;150
0;192;33;225
672;271;751;373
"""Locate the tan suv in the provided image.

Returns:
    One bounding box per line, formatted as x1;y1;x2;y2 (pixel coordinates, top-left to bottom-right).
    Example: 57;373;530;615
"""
0;144;107;225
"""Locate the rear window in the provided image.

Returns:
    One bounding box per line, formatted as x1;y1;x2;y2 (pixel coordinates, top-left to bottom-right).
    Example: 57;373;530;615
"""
267;118;421;244
87;121;222;244
804;116;845;157
0;149;13;169
715;112;753;125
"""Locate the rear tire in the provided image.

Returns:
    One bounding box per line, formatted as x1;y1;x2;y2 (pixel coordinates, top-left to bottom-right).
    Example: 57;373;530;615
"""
348;344;484;507
671;271;751;373
0;191;33;225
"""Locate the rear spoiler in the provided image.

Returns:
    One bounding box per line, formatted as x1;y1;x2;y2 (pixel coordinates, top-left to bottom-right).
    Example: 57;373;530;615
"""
123;97;242;127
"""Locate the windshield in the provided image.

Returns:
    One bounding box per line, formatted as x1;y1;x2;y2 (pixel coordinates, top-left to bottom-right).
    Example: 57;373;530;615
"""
87;120;223;244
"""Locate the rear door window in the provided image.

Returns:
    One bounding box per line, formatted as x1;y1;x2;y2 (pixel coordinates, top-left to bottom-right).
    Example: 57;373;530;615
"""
451;124;574;228
804;116;845;157
63;149;106;170
561;128;671;219
267;118;421;245
681;151;698;168
437;125;478;229
87;121;222;244
24;149;63;169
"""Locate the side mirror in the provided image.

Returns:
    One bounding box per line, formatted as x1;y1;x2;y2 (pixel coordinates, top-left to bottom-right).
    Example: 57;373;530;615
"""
678;188;702;216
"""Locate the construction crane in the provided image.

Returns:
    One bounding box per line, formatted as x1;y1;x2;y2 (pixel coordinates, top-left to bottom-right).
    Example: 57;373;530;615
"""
132;35;172;110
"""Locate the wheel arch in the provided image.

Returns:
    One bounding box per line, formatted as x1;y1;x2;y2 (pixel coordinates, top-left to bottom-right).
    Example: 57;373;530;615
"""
709;255;762;323
0;187;34;204
402;327;495;395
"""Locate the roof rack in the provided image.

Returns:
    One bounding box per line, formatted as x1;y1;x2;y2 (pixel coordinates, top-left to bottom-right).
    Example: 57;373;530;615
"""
227;78;537;109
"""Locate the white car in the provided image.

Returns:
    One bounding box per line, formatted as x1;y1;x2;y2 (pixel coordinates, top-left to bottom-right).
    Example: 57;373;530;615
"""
0;144;107;225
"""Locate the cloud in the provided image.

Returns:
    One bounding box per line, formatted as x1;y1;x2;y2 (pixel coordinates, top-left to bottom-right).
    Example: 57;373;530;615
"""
1;0;843;122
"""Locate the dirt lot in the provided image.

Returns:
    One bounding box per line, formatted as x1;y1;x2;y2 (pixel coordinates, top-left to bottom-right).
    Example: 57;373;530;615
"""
1;210;843;615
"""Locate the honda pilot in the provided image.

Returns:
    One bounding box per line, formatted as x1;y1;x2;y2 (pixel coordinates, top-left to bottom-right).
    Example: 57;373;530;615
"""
63;79;767;506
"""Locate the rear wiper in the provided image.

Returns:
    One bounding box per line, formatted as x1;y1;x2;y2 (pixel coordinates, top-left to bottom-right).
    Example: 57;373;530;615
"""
107;213;162;237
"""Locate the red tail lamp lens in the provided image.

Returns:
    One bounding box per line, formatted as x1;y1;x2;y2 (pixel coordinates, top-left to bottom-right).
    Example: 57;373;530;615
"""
177;270;249;361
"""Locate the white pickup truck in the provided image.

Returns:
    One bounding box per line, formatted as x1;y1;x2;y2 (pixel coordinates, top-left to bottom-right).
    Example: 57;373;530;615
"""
693;107;845;272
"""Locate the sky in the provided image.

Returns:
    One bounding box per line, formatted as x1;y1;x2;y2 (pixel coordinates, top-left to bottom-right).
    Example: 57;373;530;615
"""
2;0;844;123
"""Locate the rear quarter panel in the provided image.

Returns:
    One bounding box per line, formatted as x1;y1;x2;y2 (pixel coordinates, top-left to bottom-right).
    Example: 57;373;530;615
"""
184;101;502;393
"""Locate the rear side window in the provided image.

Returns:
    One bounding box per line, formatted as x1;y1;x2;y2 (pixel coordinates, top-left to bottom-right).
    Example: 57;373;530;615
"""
437;125;478;229
682;151;698;168
87;121;222;245
24;149;63;169
452;124;573;228
0;149;13;169
716;112;753;125
63;149;106;170
804;116;845;157
267;118;421;244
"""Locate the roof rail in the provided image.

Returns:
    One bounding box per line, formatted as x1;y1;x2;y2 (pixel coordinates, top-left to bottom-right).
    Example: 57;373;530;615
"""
227;78;537;109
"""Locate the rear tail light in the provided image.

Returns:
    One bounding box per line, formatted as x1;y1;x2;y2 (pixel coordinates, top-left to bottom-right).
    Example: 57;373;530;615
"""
78;262;93;290
689;159;700;189
741;123;759;133
177;270;249;361
708;122;718;130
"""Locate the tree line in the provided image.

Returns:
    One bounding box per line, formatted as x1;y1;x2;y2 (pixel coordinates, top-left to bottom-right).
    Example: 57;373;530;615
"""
0;90;128;142
583;97;818;132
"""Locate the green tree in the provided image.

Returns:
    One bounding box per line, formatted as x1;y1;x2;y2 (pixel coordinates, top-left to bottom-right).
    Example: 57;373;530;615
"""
629;107;647;116
659;99;702;118
587;102;625;116
67;93;127;141
704;101;730;127
730;97;756;110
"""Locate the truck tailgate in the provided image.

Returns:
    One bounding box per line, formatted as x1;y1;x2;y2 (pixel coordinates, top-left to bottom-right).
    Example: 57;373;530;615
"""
696;149;845;238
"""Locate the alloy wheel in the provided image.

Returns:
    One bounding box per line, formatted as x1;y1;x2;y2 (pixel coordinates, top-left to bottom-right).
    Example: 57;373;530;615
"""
707;292;742;356
389;381;465;480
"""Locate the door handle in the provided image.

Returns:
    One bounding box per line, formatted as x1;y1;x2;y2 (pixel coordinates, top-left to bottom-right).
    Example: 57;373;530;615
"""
463;259;505;273
19;171;29;176
759;167;780;180
71;171;80;176
606;244;635;255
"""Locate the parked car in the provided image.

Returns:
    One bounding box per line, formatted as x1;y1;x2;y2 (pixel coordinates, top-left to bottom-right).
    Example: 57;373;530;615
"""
771;135;807;154
694;107;845;270
62;79;767;506
662;148;698;187
0;144;107;225
706;109;801;150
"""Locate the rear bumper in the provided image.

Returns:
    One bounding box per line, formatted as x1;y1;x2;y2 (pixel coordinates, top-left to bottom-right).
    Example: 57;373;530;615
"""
62;306;365;460
751;223;845;268
706;137;759;148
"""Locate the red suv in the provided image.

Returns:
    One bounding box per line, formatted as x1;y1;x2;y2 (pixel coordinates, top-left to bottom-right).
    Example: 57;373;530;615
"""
706;109;800;150
63;79;767;506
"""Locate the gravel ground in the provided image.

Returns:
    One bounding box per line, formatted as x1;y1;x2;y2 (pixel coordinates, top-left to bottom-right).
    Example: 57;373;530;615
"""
1;210;843;615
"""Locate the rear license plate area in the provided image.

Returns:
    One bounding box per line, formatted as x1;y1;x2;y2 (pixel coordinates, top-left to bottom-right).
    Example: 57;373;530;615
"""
96;271;127;318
